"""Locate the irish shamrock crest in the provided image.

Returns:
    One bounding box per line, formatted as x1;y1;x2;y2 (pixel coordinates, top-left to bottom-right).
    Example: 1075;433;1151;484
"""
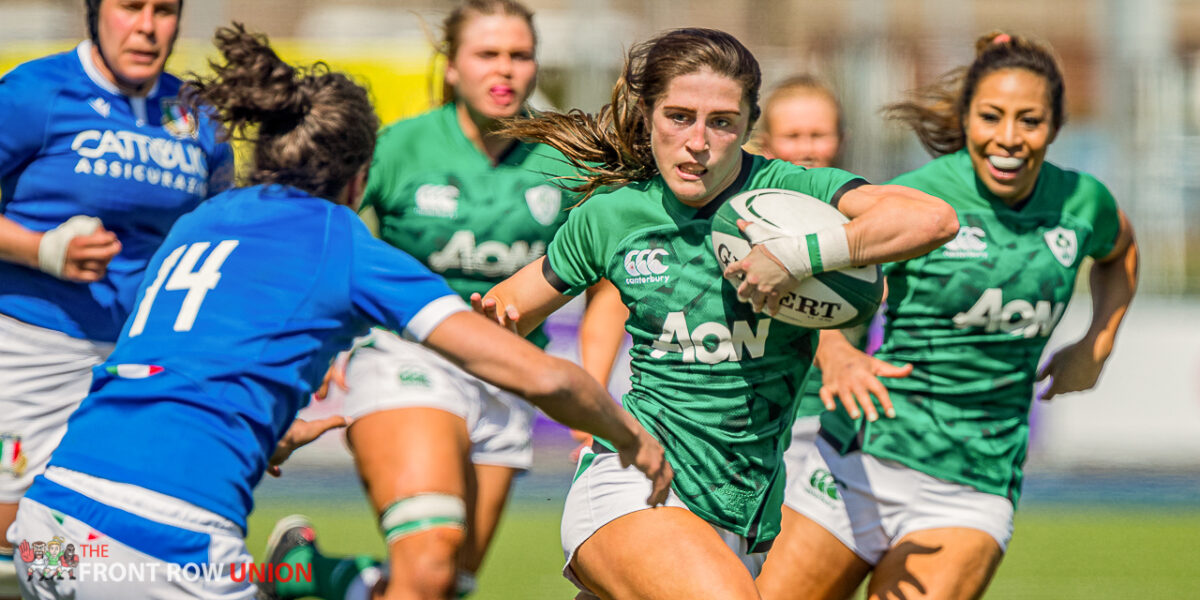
1044;226;1078;267
524;184;562;227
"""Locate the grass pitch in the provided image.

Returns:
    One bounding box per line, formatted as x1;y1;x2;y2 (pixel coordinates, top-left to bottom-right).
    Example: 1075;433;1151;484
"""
247;498;1200;599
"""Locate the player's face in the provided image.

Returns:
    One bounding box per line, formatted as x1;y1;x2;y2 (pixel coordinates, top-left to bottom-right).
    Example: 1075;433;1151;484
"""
93;0;180;95
965;68;1057;203
648;69;751;208
446;14;537;121
761;94;841;168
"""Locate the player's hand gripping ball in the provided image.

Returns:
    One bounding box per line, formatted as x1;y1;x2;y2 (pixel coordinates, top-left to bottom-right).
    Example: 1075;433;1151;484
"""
711;189;883;328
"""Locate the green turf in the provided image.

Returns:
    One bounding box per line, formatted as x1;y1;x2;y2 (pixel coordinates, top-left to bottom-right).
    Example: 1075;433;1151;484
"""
247;502;1200;599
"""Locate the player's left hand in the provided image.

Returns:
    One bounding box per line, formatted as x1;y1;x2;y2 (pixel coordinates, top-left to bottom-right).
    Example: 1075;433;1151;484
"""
724;220;800;314
267;416;348;477
1036;339;1106;401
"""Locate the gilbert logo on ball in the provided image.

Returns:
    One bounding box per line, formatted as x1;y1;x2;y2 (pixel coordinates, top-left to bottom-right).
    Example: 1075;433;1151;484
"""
711;189;882;328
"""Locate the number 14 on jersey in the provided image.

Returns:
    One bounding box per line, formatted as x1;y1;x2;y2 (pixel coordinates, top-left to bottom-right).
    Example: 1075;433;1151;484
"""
128;240;239;337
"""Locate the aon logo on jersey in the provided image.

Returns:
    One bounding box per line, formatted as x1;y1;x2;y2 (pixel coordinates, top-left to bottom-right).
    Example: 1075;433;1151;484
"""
952;288;1065;338
428;230;545;277
650;311;770;364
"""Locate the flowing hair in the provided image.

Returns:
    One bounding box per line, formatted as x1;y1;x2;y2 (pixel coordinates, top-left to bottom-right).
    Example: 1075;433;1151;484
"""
181;23;379;201
500;27;762;201
883;31;1065;157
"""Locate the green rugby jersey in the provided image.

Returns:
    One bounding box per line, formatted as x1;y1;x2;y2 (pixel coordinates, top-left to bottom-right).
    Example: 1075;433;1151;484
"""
821;149;1121;504
548;152;865;544
362;103;579;347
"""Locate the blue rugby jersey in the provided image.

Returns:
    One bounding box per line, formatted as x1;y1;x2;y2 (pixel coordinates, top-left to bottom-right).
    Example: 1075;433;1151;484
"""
39;185;464;530
0;41;233;341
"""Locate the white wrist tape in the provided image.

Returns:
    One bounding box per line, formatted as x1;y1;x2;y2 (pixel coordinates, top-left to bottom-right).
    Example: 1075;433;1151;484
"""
37;215;102;279
742;221;852;279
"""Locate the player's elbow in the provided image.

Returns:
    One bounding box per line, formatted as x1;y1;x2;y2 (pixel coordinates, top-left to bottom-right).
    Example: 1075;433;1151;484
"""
922;201;959;246
520;356;584;407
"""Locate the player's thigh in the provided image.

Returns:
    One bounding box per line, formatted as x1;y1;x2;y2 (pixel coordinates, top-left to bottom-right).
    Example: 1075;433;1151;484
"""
574;507;760;600
459;463;518;574
757;506;870;600
348;407;471;506
0;314;110;506
867;527;1002;600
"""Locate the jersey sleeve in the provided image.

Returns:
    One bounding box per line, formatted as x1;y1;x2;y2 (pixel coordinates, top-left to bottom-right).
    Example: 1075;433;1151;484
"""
1082;175;1121;259
544;199;607;296
770;164;868;206
0;65;52;181
344;209;466;342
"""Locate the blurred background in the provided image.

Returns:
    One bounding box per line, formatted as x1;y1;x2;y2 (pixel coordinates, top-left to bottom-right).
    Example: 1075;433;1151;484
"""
3;0;1198;597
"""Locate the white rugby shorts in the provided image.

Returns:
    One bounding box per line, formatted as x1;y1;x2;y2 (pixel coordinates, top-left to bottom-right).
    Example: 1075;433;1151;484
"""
339;329;535;470
783;435;1015;564
0;314;113;501
561;448;766;599
8;468;254;600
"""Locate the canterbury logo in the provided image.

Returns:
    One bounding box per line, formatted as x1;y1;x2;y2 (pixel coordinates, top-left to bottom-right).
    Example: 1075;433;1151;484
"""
809;468;843;501
942;226;987;258
624;248;669;277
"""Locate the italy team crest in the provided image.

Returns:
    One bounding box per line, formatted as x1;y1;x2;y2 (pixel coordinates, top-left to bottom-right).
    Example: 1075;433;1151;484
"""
161;98;198;139
524;185;562;227
1044;226;1078;267
1;433;27;477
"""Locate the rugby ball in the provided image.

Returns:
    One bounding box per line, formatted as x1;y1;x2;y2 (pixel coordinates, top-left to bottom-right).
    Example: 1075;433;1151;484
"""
711;188;883;328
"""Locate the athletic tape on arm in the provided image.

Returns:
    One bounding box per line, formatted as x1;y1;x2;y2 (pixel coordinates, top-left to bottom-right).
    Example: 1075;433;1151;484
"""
742;221;851;279
37;215;103;278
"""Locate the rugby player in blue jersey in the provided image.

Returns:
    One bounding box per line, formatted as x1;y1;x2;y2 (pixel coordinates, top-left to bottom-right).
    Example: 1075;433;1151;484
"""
6;24;669;600
0;2;233;594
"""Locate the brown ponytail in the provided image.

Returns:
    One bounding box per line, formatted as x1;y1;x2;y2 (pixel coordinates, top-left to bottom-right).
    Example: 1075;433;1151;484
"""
501;27;761;201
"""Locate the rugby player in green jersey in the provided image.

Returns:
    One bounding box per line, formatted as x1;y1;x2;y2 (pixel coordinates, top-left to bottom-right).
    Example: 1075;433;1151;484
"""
475;28;957;600
758;32;1139;600
261;2;630;599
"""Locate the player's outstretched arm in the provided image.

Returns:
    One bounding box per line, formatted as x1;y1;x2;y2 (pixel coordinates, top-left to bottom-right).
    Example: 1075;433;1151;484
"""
724;185;956;313
838;184;959;265
1037;210;1138;400
423;310;672;505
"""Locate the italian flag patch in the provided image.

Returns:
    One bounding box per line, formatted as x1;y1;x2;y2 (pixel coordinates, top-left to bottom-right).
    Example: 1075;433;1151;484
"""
106;364;164;378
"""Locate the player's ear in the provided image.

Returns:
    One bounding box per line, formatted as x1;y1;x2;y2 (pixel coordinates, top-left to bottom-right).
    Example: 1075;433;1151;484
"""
339;165;370;211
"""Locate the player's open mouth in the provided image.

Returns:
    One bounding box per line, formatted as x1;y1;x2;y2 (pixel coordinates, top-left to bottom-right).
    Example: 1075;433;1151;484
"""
489;86;515;105
987;155;1023;180
677;163;707;180
126;49;160;63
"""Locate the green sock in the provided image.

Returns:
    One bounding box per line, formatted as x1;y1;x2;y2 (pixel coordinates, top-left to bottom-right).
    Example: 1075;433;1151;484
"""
273;544;380;600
